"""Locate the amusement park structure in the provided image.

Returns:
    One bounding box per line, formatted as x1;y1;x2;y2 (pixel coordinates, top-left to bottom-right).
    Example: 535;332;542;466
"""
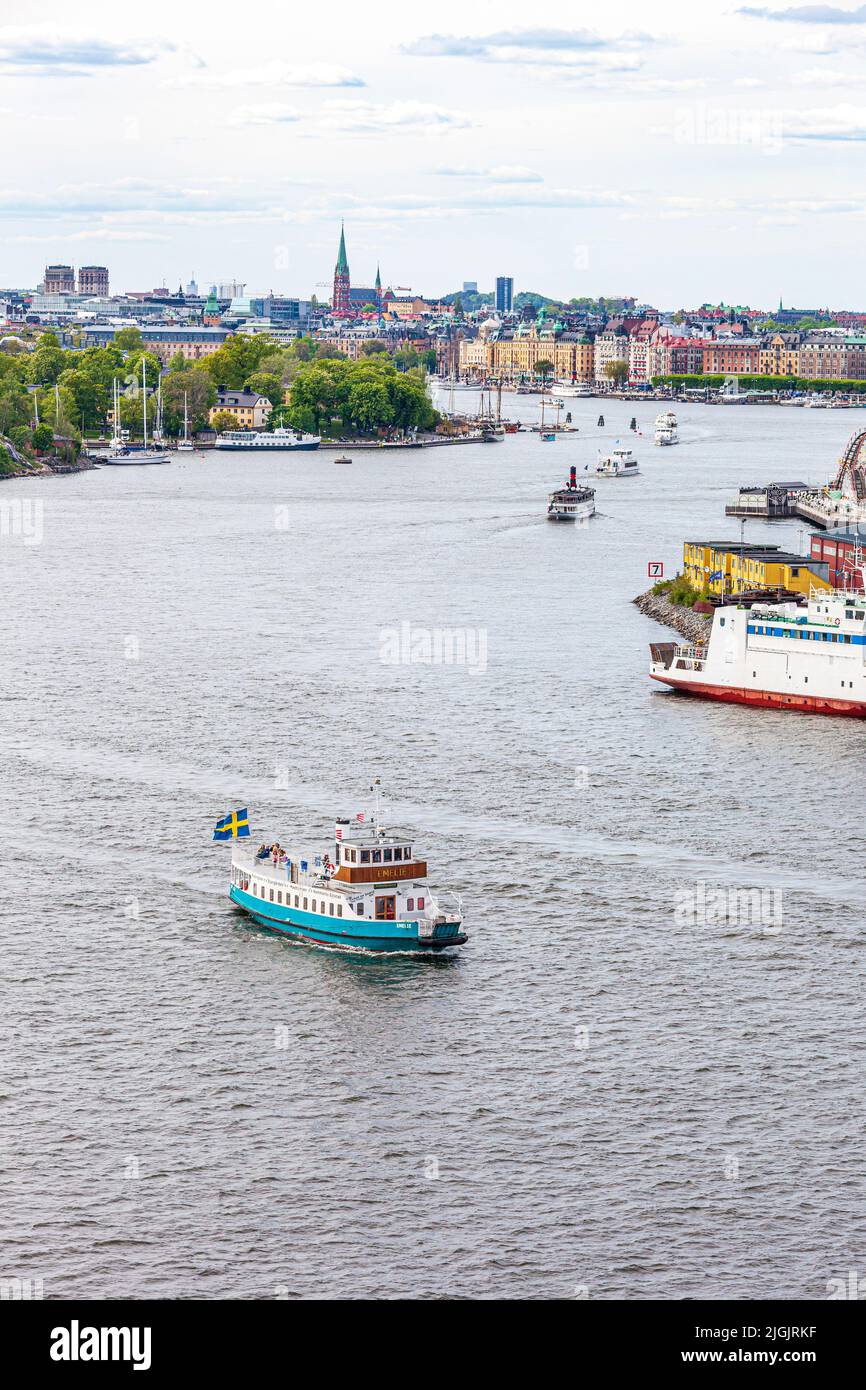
832;428;866;502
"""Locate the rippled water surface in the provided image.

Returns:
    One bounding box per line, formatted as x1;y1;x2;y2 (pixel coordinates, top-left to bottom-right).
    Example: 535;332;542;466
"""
2;396;865;1299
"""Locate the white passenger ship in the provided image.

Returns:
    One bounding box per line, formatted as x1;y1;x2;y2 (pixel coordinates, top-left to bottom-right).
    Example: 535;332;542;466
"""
596;446;640;477
650;583;866;717
550;381;593;398
229;814;466;951
215;427;321;451
654;410;678;446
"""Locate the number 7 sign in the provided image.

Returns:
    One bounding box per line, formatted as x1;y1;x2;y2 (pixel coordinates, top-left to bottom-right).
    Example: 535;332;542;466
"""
648;561;664;578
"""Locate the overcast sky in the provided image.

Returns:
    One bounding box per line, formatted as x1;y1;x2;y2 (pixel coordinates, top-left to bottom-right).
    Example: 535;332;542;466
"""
2;2;866;307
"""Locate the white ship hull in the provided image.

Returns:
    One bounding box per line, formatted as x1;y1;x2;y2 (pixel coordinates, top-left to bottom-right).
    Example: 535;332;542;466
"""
650;589;866;717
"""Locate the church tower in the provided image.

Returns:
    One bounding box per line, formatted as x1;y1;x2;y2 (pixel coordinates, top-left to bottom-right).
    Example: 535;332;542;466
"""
375;263;382;311
333;223;351;315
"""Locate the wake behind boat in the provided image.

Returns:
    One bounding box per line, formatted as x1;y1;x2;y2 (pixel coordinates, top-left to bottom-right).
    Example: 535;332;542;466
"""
220;801;466;952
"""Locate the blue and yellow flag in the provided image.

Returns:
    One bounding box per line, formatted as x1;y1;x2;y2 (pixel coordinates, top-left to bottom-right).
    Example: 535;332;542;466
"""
213;808;250;840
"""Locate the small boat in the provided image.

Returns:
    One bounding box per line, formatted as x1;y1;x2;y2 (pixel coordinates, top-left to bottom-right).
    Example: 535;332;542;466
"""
596;445;640;477
334;455;352;464
540;432;556;442
227;802;466;953
654;410;678;446
547;466;596;522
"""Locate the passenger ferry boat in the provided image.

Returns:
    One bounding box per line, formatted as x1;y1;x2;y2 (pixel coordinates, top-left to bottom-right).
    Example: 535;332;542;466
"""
550;381;593;398
596;446;639;477
649;583;866;717
654;410;678;446
547;465;596;522
228;814;466;951
215;427;321;451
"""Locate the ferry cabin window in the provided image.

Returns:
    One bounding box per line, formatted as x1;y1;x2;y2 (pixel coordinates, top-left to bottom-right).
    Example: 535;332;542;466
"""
277;891;282;904
303;897;308;910
360;850;370;864
329;904;334;915
407;897;414;911
405;847;412;859
383;848;392;862
294;895;299;907
356;903;363;915
418;897;425;910
337;904;343;917
372;849;382;863
269;889;274;902
394;848;403;861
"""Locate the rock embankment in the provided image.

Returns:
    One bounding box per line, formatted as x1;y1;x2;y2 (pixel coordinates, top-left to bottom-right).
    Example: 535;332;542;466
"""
633;587;712;645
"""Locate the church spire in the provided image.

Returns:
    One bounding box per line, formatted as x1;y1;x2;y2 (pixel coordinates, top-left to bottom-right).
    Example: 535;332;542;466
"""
332;221;351;314
336;222;349;276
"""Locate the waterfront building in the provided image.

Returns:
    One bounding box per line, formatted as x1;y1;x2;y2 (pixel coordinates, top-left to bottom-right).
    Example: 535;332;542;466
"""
495;277;514;314
333;224;351;315
759;332;802;378
78;265;109;296
594;322;629;383
798;335;848;381
627;321;655;383
683;540;830;597
702;338;763;375
43;264;75;294
810;525;866;591
209;386;271;429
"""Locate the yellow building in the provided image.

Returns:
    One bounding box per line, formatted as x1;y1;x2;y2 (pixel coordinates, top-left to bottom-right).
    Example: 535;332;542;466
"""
759;332;801;378
684;541;831;597
208;387;271;429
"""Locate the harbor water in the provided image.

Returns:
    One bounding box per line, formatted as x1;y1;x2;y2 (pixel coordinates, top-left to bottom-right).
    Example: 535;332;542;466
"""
2;396;865;1299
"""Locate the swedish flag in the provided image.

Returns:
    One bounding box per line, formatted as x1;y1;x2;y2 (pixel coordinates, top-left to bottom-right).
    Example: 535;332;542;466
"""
213;808;251;840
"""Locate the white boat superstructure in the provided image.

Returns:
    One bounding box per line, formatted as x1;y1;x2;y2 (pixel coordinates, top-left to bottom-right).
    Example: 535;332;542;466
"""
650;583;866;717
214;427;321;451
596;445;640;477
550;381;592;398
547;465;596;521
654;410;678;446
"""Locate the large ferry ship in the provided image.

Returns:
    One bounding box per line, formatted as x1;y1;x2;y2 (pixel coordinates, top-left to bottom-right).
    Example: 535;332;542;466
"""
215;427;321;451
649;583;866;717
228;815;466;951
547;465;595;522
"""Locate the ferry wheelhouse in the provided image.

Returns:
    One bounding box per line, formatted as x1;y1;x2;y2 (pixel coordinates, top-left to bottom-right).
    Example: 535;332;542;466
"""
650;583;866;717
229;818;466;951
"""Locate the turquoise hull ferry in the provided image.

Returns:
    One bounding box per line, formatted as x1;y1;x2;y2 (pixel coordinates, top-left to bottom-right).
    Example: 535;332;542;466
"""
229;816;466;953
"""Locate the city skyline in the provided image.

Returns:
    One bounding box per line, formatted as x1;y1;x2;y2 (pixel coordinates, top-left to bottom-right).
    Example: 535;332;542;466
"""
4;2;866;302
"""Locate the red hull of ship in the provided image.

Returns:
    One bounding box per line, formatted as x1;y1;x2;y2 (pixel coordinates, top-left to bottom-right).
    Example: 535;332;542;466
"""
651;673;866;718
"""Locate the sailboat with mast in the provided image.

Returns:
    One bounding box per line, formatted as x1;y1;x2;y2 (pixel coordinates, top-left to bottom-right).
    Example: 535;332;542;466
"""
104;360;169;465
178;391;193;450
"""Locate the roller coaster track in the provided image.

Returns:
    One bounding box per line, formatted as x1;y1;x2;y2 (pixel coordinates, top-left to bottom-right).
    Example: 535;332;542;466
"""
833;429;866;501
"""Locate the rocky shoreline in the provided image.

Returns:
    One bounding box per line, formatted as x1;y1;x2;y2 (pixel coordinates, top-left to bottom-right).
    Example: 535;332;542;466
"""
633;587;712;645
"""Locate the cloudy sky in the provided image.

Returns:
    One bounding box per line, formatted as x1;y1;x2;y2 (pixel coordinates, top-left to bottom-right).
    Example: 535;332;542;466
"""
3;2;866;307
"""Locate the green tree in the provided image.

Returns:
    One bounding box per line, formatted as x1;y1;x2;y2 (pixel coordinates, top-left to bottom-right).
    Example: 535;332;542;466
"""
27;345;67;386
348;379;393;432
210;409;238;433
360;340;388;356
603;359;629;386
160;367;217;435
114;326;144;351
32;422;55;452
535;359;554;381
245;371;283;408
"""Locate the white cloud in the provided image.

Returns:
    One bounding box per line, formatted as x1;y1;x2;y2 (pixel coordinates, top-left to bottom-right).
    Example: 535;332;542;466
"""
314;100;473;133
0;25;175;76
227;104;300;127
172;61;364;89
434;164;543;182
785;102;866;138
